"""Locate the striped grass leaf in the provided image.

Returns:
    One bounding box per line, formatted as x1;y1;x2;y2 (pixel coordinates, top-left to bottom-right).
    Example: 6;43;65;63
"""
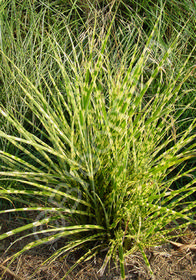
118;243;125;280
0;179;91;207
61;245;101;280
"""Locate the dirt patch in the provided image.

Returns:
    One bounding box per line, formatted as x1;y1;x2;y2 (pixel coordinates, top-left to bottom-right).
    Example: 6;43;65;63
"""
0;215;196;279
1;245;196;280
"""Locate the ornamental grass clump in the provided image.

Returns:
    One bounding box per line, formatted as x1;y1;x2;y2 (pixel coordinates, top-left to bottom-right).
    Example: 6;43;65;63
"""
0;11;196;280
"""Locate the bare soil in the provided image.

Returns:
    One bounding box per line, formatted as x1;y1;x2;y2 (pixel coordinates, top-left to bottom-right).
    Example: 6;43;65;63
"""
0;215;196;280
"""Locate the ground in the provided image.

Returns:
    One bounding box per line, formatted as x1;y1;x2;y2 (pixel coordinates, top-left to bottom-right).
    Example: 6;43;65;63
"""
0;216;196;280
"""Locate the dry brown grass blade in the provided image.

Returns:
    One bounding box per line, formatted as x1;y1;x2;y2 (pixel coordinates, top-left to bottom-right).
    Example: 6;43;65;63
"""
0;263;23;280
169;240;196;251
